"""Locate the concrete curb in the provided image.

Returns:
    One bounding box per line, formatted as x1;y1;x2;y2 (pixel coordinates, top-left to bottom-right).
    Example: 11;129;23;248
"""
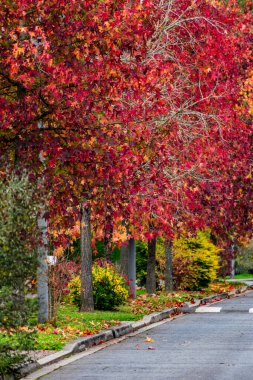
180;292;230;313
20;285;252;378
111;322;134;338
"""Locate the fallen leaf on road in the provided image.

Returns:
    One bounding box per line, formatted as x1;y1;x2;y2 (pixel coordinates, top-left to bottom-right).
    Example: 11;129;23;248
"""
145;337;155;343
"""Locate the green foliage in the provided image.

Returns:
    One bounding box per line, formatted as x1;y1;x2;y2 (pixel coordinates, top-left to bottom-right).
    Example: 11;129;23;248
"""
68;261;128;310
0;330;37;379
0;303;142;352
67;276;81;308
0;350;26;380
173;231;220;290
133;234;220;291
136;238;165;288
233;273;253;279
0;173;39;286
136;240;148;286
0;172;39;377
235;240;253;274
94;240;121;263
92;261;128;310
65;238;120;263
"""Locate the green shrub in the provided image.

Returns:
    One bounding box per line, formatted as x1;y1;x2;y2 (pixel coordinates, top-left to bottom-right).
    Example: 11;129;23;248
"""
135;239;165;287
66;238;120;263
173;230;220;290
0;172;39;378
0;329;37;379
68;261;128;310
136;241;148;286
235;240;253;274
67;276;81;308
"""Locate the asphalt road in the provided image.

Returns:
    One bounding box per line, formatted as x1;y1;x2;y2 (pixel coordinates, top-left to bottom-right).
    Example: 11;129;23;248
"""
41;291;253;380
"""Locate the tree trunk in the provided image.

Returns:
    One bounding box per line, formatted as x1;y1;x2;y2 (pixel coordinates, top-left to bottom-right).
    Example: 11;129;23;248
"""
120;243;129;278
48;265;57;322
37;120;49;323
146;238;157;294
128;238;136;299
120;238;136;298
165;239;173;292
230;242;237;279
104;207;113;261
230;259;235;279
80;204;94;311
37;213;49;323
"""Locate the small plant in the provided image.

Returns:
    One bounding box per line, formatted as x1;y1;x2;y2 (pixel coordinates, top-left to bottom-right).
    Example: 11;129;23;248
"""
48;260;81;321
67;276;81;308
173;230;220;290
68;260;128;310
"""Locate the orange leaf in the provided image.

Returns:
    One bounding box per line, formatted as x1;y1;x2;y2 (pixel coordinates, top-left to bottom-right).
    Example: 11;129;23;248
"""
145;337;155;343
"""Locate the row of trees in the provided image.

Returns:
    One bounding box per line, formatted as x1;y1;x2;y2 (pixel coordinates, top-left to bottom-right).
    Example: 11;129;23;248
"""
0;0;252;319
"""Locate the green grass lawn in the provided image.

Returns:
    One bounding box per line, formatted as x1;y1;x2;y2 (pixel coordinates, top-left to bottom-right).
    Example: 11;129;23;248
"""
35;303;143;350
226;273;253;279
0;303;143;351
0;281;246;351
136;288;147;296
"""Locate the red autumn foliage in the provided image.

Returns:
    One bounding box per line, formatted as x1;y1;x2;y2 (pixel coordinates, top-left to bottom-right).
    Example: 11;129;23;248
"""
0;0;252;259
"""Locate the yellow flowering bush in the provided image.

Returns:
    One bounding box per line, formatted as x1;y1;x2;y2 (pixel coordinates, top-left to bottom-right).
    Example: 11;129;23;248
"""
67;261;128;310
67;276;82;308
173;230;220;290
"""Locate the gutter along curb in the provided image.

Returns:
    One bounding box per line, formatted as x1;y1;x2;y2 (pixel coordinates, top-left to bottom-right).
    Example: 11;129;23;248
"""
20;285;252;378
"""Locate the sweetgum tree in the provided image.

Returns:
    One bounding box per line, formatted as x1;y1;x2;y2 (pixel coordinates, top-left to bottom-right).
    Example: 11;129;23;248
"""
0;0;158;311
0;0;251;308
116;0;251;292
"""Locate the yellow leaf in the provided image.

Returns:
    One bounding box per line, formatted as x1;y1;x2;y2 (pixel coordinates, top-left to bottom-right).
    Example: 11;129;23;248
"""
14;46;24;58
74;48;81;60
